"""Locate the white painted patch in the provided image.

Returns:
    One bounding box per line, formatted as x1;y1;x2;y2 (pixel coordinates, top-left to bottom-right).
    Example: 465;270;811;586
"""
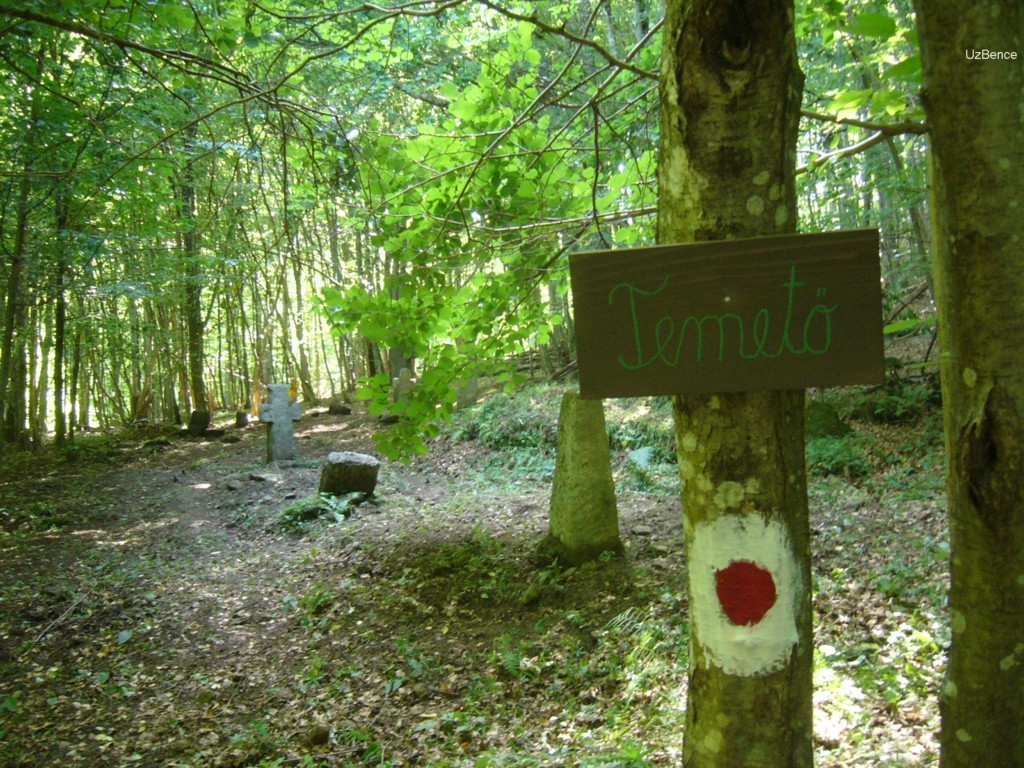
689;515;800;676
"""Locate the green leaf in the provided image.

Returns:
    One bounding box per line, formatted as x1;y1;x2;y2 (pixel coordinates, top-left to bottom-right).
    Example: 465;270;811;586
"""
884;55;922;85
828;88;872;119
847;12;896;39
883;318;923;335
116;630;134;645
449;100;477;121
871;89;909;117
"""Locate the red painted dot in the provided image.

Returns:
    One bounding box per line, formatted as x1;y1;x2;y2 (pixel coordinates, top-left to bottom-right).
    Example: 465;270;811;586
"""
715;560;777;626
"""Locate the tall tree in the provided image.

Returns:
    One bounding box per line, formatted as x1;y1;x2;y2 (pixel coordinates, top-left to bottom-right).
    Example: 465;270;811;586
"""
177;122;209;422
913;2;1024;765
658;1;812;765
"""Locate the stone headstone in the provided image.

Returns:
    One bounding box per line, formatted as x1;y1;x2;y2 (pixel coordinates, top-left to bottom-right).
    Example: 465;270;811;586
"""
392;367;416;403
188;409;211;437
235;410;250;428
258;383;302;462
319;451;380;496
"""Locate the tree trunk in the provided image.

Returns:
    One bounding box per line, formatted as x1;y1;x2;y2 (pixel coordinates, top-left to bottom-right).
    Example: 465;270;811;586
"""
31;303;51;449
54;192;68;447
658;2;812;765
544;392;623;565
178;125;208;416
913;2;1024;765
0;164;33;457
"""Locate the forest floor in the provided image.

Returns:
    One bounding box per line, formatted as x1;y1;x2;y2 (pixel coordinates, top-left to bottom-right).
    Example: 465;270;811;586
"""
0;385;948;767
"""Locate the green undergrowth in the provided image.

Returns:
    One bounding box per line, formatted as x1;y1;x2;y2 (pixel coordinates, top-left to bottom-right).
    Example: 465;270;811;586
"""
445;385;680;493
445;380;943;497
277;492;366;534
282;554;689;767
0;380;948;767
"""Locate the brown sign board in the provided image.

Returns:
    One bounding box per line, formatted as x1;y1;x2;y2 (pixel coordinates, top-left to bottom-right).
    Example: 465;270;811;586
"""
569;229;885;399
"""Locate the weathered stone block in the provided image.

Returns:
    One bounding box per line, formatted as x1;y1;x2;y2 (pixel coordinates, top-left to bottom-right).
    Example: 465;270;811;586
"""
319;451;380;496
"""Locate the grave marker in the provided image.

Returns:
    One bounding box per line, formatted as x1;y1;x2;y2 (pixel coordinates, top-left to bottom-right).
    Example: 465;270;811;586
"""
258;383;302;462
392;367;416;403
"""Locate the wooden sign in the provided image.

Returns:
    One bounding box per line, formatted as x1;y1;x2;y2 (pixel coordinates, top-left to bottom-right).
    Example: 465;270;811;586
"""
569;229;884;398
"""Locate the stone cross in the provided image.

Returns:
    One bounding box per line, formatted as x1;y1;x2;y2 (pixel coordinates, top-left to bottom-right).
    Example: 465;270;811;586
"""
258;383;302;462
392;367;416;403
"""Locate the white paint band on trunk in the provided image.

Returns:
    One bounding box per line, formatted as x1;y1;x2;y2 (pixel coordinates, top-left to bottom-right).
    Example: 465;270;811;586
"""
689;514;800;676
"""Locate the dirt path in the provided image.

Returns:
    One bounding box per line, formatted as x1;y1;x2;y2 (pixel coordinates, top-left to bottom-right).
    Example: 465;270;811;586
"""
0;405;947;767
0;409;683;767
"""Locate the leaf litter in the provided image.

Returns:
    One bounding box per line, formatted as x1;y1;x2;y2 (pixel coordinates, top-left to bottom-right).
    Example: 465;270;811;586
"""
0;401;946;766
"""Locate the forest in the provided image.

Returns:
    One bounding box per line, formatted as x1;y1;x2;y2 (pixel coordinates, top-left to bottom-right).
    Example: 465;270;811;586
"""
0;1;1021;767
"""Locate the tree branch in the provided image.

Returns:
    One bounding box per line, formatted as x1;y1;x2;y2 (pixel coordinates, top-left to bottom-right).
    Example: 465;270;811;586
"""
0;6;256;93
800;109;928;136
475;0;660;81
797;130;889;175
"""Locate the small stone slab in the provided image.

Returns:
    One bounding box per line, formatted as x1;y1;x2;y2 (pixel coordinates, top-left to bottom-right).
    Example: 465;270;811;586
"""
319;452;380;496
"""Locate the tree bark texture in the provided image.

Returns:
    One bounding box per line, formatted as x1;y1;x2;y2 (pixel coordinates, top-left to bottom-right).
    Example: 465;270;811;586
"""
658;2;811;766
545;392;623;565
178;125;208;414
913;2;1024;765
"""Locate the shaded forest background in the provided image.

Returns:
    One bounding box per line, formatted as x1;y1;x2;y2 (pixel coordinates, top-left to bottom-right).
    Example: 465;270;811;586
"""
0;0;932;460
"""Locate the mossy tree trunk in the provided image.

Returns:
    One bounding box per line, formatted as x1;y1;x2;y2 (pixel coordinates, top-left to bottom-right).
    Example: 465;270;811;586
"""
913;2;1024;765
658;1;812;765
545;392;623;565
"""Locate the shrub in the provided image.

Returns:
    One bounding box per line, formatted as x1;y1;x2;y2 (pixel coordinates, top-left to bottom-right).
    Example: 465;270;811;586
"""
277;493;363;532
450;389;561;450
806;435;875;480
846;381;935;424
607;412;676;466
